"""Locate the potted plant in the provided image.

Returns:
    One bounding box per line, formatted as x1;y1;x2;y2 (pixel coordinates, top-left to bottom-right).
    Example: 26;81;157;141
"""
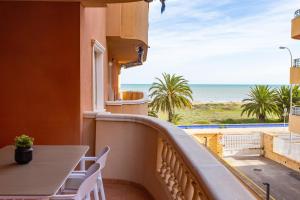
14;134;34;164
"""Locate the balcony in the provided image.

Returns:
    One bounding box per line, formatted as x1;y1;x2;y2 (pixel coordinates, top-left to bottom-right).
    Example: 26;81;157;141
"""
106;91;148;115
106;1;149;64
290;58;300;84
82;114;258;199
291;9;300;39
289;106;300;133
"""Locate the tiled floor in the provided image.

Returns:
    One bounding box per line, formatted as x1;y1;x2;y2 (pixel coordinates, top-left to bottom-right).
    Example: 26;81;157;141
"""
104;181;154;200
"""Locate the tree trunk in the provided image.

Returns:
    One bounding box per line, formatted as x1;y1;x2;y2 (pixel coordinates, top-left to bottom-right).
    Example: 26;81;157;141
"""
168;110;173;122
259;114;266;122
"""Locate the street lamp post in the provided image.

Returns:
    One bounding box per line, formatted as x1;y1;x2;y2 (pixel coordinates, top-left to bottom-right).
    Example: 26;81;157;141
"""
279;46;293;146
279;46;293;112
279;46;293;67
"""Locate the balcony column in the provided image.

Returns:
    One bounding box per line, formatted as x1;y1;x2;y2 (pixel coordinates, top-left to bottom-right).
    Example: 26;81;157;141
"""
163;145;174;182
184;172;194;200
167;149;177;188
159;140;167;173
111;62;121;100
192;181;204;200
171;159;181;197
175;164;185;199
161;142;171;179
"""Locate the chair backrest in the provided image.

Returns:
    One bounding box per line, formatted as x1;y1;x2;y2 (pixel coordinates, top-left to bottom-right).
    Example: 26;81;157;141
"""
95;146;110;170
76;163;100;200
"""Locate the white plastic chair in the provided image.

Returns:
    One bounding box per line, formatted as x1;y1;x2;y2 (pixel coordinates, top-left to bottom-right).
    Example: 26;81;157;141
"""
51;163;101;200
76;146;110;200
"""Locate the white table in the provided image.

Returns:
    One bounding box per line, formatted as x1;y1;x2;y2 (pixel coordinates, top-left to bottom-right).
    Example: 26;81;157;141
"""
0;145;89;199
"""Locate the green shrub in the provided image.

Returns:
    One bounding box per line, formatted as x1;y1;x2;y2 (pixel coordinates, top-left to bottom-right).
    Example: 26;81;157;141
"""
15;134;34;148
193;120;210;124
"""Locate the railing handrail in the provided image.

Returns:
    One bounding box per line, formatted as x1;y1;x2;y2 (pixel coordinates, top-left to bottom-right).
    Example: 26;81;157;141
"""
105;98;149;105
291;106;300;116
121;90;145;101
96;114;257;200
295;9;300;18
293;58;300;67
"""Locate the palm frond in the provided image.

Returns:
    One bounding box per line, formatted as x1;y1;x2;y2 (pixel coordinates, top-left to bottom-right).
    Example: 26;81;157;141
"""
148;73;193;122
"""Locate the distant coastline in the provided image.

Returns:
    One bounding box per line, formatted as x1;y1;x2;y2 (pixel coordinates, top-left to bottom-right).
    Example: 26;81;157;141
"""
121;84;285;102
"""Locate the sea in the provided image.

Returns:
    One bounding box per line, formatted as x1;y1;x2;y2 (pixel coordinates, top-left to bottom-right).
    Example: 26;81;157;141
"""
121;84;285;102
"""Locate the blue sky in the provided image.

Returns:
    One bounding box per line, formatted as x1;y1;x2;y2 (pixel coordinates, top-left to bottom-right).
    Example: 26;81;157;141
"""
121;0;300;84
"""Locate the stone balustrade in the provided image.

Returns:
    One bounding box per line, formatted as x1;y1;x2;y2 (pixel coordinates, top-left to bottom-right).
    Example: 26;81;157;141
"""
157;138;208;200
84;113;258;199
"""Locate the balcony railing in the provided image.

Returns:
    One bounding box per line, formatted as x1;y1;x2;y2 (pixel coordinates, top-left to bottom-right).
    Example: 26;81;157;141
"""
106;91;148;115
295;9;300;18
291;106;300;116
93;114;257;199
293;58;300;67
121;91;145;100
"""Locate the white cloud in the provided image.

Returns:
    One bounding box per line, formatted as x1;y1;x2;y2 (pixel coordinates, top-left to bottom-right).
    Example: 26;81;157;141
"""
121;0;300;84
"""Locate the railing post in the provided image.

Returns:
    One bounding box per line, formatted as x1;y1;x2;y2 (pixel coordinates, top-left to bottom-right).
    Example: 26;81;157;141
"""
184;172;194;200
167;149;176;187
263;182;270;200
164;147;174;183
170;159;180;195
176;164;185;200
159;140;167;175
162;143;171;179
192;181;205;200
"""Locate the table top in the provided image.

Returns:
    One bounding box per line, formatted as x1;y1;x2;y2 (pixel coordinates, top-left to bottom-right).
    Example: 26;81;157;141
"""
0;145;89;197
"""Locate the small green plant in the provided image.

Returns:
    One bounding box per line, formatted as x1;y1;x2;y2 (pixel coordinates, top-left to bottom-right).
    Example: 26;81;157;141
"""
15;134;34;148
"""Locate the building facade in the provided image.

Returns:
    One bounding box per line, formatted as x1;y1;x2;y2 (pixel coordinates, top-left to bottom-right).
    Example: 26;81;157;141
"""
0;1;258;199
289;9;300;133
0;0;148;147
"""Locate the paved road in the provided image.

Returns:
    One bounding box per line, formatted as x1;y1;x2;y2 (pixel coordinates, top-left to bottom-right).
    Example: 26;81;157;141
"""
224;156;300;200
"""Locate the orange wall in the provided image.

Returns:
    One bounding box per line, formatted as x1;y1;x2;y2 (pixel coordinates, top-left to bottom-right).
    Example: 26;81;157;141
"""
80;6;109;144
80;6;108;112
0;2;81;147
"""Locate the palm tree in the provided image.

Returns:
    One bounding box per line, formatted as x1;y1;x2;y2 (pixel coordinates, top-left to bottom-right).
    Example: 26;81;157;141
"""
241;85;278;122
149;73;193;122
274;85;300;119
171;113;182;125
148;109;158;118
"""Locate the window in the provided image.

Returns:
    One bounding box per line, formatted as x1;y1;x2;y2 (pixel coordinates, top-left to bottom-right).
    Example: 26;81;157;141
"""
92;40;105;112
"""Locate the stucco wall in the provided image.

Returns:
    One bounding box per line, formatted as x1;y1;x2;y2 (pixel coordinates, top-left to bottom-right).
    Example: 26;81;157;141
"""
95;119;169;200
80;6;108;113
288;114;300;133
0;2;81;147
193;133;223;157
80;6;109;149
291;17;300;39
263;133;300;172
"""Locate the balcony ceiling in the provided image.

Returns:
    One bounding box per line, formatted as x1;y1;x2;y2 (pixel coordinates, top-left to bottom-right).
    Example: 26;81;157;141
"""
107;36;148;64
106;2;149;63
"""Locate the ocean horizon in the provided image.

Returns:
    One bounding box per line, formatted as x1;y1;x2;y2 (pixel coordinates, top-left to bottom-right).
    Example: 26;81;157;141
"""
121;84;287;102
